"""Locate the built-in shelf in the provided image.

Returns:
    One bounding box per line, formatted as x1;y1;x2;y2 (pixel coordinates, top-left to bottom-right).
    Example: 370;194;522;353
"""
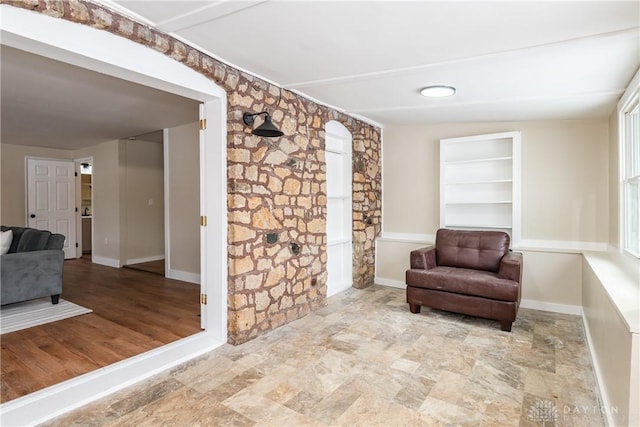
440;131;521;245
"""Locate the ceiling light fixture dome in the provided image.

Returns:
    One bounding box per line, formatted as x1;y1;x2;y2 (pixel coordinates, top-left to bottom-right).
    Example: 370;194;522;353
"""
420;85;456;98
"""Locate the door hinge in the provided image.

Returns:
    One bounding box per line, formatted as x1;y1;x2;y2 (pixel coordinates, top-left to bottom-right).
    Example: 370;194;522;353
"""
199;119;207;130
75;242;79;248
75;171;78;177
200;215;208;226
200;294;208;305
75;207;78;212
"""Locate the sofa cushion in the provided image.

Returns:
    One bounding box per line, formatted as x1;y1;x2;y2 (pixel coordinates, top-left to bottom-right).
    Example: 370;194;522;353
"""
406;266;519;302
45;233;65;250
436;229;510;273
1;230;12;255
16;229;52;252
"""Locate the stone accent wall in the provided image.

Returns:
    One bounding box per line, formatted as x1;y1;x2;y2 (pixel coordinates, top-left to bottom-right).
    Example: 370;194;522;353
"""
5;0;382;345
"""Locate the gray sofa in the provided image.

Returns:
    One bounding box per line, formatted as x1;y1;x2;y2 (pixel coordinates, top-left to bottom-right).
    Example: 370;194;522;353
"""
1;226;65;306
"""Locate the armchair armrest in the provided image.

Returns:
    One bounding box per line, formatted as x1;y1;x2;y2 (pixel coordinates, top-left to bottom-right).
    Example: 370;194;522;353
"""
410;246;437;270
498;251;523;283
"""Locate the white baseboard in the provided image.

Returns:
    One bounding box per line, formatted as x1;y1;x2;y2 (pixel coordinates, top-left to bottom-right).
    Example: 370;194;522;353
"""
519;299;582;316
91;256;120;268
582;311;615;427
126;255;164;265
167;268;200;284
375;277;406;289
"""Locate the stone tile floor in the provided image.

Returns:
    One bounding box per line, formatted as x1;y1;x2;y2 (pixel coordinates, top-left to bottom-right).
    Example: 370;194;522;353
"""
43;286;604;426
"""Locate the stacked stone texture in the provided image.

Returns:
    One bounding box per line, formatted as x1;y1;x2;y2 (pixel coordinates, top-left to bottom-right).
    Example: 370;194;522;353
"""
6;0;382;345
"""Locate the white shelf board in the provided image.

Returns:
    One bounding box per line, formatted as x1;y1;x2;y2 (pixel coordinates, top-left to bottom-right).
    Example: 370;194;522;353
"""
445;224;512;229
445;156;513;165
445;201;512;205
444;179;512;185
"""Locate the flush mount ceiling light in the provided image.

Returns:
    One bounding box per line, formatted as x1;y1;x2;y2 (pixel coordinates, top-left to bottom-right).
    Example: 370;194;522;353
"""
420;85;456;98
243;112;284;137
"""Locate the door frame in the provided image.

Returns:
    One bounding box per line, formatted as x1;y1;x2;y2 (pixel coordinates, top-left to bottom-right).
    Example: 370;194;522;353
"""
1;6;228;425
75;157;93;259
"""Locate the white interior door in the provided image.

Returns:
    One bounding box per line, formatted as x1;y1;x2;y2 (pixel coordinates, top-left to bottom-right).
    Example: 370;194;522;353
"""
27;158;77;259
326;122;353;297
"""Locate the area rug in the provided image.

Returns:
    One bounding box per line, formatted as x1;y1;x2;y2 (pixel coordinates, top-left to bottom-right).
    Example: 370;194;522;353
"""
0;298;92;334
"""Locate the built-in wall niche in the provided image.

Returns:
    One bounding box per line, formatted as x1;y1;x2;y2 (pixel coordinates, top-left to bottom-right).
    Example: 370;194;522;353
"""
440;131;521;246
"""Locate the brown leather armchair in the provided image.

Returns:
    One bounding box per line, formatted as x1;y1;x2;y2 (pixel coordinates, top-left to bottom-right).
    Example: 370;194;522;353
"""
405;228;523;331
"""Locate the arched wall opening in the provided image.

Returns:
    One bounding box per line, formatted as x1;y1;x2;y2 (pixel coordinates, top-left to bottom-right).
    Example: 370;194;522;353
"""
0;6;227;425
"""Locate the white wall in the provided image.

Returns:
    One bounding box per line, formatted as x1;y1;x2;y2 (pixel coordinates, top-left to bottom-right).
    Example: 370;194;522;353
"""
378;119;609;310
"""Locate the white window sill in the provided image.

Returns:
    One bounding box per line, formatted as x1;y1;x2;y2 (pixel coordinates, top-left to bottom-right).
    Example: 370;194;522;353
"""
583;250;640;334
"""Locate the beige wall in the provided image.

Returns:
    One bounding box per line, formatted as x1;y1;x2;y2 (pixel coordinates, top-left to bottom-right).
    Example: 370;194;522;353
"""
122;139;164;263
379;119;609;308
166;122;200;276
383;120;609;242
0;144;72;226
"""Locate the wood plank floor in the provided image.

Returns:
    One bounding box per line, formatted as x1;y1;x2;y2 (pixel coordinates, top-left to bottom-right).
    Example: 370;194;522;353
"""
0;257;201;403
123;259;165;276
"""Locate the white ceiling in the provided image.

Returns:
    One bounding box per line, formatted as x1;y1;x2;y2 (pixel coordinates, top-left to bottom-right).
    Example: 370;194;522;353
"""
0;45;199;149
1;1;638;150
103;0;639;126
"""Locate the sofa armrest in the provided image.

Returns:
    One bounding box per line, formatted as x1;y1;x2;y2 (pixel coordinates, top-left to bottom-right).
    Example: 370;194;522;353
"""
0;250;64;305
410;246;437;270
498;251;523;283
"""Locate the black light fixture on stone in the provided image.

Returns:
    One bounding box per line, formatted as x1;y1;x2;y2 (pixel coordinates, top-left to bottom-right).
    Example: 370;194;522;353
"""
243;111;284;137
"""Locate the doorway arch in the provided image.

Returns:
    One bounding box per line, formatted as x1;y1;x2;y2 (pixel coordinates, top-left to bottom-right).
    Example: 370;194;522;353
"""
1;6;227;425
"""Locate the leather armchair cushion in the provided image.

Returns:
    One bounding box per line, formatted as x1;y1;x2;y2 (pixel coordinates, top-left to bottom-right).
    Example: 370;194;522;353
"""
436;228;510;273
406;266;519;302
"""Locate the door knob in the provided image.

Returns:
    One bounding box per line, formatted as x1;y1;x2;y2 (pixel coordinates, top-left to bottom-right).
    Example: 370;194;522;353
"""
30;214;36;218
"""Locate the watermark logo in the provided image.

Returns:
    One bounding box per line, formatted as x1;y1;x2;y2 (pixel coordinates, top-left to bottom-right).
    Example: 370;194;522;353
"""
527;399;558;426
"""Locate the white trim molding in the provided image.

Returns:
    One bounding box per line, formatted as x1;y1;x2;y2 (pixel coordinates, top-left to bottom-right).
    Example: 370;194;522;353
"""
517;238;608;253
377;232;435;244
519;299;582;316
375;277;406;289
377;232;607;253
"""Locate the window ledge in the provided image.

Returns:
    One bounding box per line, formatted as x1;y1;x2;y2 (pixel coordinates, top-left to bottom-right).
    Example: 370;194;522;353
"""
583;250;640;334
